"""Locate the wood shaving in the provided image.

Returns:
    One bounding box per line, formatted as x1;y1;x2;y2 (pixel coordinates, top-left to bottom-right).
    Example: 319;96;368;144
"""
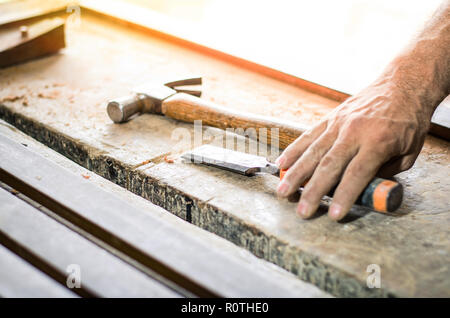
164;155;175;163
131;159;153;169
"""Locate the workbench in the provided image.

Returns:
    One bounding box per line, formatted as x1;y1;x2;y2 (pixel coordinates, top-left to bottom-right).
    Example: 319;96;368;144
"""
0;7;449;298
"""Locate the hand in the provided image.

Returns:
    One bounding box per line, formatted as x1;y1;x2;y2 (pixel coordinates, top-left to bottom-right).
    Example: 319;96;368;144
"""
275;80;432;221
276;1;448;221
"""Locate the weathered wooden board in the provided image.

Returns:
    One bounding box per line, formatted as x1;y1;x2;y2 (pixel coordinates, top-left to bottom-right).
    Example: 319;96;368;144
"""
0;13;448;297
0;128;329;298
0;244;77;298
0;119;330;298
0;186;181;298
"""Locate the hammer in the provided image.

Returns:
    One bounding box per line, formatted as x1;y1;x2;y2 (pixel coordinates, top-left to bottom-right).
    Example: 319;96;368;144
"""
106;76;308;149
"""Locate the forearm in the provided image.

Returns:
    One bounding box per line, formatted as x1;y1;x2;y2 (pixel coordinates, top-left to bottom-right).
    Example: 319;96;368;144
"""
380;0;450;119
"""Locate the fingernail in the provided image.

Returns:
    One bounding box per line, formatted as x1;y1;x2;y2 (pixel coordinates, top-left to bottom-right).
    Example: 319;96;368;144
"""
277;181;289;196
297;201;309;218
275;156;285;168
329;204;342;220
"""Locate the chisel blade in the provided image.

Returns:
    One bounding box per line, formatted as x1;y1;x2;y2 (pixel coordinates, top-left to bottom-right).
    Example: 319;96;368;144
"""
181;145;279;176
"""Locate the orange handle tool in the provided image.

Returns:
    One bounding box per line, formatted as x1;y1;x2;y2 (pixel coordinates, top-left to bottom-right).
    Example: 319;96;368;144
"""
279;169;403;213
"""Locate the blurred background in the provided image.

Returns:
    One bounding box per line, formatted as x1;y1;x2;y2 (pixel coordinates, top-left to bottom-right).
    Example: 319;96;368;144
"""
122;0;442;93
1;0;443;93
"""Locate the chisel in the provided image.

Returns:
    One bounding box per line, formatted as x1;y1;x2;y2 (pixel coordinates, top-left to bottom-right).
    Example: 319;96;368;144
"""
181;144;403;213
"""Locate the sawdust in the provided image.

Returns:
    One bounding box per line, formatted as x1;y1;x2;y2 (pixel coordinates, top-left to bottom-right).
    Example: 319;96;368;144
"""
0;95;24;103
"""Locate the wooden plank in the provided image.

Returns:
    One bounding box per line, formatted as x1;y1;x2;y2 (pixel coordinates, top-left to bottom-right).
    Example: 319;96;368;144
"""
0;121;329;298
0;13;447;297
81;0;439;97
0;186;181;298
0;244;77;298
0;133;329;298
80;0;449;140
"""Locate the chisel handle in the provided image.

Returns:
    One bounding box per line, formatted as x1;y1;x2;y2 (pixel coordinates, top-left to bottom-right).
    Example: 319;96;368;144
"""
162;93;308;149
279;169;403;213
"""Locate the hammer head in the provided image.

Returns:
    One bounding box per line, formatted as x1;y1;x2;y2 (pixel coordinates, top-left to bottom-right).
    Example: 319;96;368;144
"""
107;76;202;123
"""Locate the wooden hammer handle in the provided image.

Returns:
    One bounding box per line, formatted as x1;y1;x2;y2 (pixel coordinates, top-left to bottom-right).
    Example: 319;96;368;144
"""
162;93;308;149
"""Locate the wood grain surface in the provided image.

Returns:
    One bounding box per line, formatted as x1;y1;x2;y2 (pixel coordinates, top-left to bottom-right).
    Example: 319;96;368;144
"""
0;13;448;297
82;0;449;139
